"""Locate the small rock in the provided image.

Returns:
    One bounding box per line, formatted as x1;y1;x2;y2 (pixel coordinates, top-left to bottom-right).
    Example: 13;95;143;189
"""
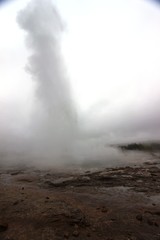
22;187;24;190
136;214;143;221
0;223;8;232
81;176;90;181
136;180;143;183
64;232;69;238
74;224;79;229
72;230;79;237
147;219;153;226
154;211;160;216
13;201;19;205
46;197;50;199
11;171;21;176
67;208;89;227
87;233;91;237
154;222;159;227
101;206;108;213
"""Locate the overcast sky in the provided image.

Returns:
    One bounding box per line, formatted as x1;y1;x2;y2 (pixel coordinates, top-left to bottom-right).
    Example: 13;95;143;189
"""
0;0;160;142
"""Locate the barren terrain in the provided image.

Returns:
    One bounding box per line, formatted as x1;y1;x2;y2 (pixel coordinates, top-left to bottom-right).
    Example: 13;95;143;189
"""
0;151;160;240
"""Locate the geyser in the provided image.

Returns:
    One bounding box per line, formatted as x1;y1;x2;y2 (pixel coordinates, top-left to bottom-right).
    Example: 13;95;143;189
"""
17;0;77;164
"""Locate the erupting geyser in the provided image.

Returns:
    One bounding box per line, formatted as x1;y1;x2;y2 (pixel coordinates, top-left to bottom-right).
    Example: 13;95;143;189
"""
17;0;77;164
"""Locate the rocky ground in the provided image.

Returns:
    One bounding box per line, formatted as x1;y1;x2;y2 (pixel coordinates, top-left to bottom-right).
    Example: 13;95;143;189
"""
0;154;160;240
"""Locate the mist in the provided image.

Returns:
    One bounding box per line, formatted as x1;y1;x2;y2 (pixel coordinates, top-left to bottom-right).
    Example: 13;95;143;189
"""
16;0;78;165
0;0;123;167
0;0;160;168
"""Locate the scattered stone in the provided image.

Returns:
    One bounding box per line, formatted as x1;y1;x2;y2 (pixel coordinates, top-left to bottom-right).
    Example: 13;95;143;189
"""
48;177;74;187
101;206;108;213
147;219;153;226
144;162;153;165
11;171;21;176
72;230;79;237
0;223;8;232
128;237;137;240
154;211;160;216
67;208;89;227
81;176;90;181
154;222;159;227
46;197;50;199
136;180;143;183
17;178;33;183
22;187;24;190
64;232;69;238
13;201;19;205
74;224;79;229
136;214;143;221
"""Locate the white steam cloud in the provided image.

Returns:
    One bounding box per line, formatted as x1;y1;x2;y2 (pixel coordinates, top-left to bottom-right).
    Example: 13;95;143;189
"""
15;0;122;167
17;0;78;164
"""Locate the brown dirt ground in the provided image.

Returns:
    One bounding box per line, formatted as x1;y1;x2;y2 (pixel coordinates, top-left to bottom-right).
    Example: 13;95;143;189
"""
0;158;160;240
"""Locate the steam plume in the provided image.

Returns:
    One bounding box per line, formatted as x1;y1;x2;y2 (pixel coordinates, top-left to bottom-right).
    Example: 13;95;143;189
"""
17;0;77;164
